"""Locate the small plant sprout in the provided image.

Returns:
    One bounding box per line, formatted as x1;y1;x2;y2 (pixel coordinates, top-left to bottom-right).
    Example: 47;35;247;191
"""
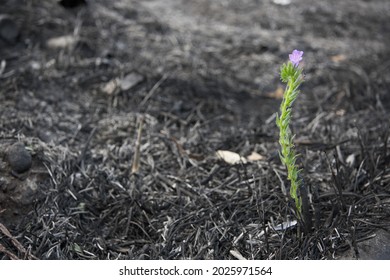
276;49;304;216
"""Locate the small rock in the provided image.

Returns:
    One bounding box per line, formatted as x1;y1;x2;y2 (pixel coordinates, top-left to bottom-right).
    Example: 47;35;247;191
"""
6;143;32;174
0;14;19;44
102;72;144;95
120;72;144;91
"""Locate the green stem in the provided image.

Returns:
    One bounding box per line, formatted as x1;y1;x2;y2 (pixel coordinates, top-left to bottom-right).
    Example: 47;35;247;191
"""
276;62;304;215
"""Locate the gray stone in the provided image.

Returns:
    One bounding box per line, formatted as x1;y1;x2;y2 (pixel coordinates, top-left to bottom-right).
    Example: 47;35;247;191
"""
6;142;32;174
0;14;19;43
120;72;144;91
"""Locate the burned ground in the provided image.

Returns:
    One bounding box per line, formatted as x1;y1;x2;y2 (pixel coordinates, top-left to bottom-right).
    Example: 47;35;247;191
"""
1;0;390;259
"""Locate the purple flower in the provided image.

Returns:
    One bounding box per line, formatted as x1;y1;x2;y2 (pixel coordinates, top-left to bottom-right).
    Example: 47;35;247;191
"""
289;50;304;67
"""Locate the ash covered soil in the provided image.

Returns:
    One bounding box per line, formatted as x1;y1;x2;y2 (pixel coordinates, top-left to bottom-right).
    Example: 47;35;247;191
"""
1;0;390;260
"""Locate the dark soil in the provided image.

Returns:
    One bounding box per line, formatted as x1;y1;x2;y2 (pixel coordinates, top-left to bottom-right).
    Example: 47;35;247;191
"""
1;0;390;260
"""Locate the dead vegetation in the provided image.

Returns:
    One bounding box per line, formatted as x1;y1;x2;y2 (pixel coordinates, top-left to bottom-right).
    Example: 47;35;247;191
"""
1;0;390;259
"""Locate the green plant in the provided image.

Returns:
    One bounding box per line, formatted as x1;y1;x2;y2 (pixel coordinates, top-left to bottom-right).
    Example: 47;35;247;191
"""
276;50;304;215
